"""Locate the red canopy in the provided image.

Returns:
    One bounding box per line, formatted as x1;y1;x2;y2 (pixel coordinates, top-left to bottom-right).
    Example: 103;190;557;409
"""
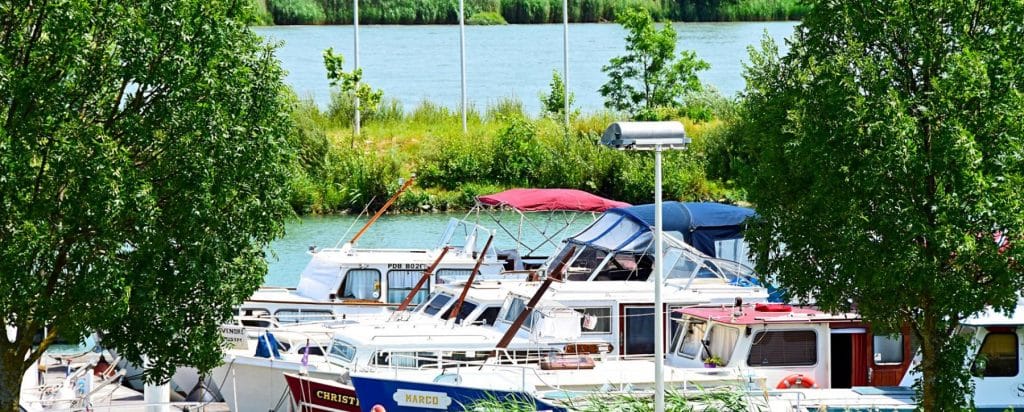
476;189;629;212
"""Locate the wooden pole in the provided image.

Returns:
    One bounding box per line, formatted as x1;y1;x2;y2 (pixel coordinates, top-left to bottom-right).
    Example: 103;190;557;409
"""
446;234;494;321
348;175;415;246
495;246;575;349
394;247;452;313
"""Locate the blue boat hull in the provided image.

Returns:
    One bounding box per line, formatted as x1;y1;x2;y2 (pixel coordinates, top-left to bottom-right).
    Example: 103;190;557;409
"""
350;374;565;412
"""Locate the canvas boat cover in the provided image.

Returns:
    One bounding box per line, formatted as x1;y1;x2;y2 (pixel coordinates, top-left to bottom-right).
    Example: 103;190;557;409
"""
476;188;629;212
567;201;755;256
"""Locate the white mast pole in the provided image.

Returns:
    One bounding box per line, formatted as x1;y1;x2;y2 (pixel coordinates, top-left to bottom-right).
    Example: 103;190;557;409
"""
459;0;468;133
562;0;569;131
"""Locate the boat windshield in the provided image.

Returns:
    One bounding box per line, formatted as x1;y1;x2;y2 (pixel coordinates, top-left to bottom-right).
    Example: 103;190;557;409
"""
327;338;357;363
421;293;453;316
663;243;755;283
675;318;707;359
435;218;496;259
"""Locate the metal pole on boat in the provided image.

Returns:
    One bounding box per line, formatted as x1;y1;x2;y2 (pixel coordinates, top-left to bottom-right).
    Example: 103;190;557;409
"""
459;0;468;133
353;0;361;139
562;0;570;132
653;144;665;412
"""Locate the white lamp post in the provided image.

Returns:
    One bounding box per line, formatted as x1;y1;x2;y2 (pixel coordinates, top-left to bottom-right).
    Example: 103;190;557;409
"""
601;121;689;412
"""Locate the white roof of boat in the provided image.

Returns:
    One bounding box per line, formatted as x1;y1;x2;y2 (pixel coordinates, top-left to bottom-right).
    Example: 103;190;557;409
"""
963;299;1024;326
329;322;552;351
306;247;483;265
496;279;766;305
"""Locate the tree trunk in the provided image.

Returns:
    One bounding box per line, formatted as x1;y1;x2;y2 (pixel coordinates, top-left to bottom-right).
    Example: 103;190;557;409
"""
0;354;26;412
918;324;938;411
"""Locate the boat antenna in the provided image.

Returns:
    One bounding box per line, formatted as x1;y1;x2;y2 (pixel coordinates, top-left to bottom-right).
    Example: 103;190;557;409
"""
391;247;452;318
447;233;495;322
335;196;377;248
347;174;416;246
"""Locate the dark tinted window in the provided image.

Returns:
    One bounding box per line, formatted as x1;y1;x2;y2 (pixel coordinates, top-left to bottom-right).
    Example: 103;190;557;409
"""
747;330;817;366
423;294;451;316
476;307;501;326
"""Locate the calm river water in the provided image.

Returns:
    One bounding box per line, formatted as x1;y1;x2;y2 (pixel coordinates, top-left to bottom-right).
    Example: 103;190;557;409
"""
255;22;797;114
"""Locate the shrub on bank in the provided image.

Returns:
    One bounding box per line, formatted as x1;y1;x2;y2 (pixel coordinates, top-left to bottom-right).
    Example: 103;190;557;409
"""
467;11;507;25
267;0;326;24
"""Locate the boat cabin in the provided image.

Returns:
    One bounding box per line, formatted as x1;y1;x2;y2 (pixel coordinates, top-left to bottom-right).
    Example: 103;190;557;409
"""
666;303;913;390
901;300;1024;411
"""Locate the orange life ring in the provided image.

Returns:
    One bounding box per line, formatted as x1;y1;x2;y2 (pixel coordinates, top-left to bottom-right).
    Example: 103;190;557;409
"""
776;374;816;389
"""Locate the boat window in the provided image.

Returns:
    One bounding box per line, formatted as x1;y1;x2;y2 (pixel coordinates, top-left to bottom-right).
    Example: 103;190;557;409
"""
566;248;608;281
677;319;707;359
973;331;1019;377
747;330;817;367
592;253;652;282
575;307;612;333
452;301;478;324
422;293;452;316
435;269;474;284
522;311;539;331
873;335;904;365
328;339;356;362
706;326;740;364
501;297;527;324
387;270;429;305
339;269;381;300
273;309;333;324
475;306;501;326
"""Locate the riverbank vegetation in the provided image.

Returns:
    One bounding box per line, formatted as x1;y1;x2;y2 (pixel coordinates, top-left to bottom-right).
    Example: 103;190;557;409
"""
247;0;808;25
285;91;737;214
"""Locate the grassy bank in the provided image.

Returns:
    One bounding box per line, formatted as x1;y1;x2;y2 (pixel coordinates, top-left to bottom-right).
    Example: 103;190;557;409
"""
284;91;740;215
247;0;808;25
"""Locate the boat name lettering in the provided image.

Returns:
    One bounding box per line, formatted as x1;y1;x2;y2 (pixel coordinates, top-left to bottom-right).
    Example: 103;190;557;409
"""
315;390;359;406
1018;383;1024;397
393;389;451;409
388;263;428;270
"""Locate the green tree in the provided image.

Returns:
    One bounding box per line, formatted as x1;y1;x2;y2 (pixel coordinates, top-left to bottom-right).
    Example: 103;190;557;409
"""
599;7;709;120
323;48;384;127
737;2;1024;409
0;0;293;410
539;69;576;119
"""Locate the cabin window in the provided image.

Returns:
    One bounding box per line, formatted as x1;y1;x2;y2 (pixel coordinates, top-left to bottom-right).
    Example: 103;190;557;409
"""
340;269;381;300
706;326;740;364
677;319;708;359
567;248;609;281
273;309;333;324
575;307;612;334
873;335;904;365
590;253;652;282
328;339;357;362
387;270;429;304
502;298;527;324
973;331;1019;377
747;330;817;367
442;301;477;323
476;307;501;326
422;293;452;316
435;269;474;284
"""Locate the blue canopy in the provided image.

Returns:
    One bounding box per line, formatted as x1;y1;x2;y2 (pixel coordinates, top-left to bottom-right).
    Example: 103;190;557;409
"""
569;201;754;256
609;202;755;256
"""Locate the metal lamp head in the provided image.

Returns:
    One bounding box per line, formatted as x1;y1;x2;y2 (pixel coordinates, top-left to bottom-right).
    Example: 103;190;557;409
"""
600;121;690;151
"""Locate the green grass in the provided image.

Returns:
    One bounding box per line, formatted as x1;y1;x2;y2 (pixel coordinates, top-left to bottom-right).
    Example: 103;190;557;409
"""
257;0;806;25
285;90;743;215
